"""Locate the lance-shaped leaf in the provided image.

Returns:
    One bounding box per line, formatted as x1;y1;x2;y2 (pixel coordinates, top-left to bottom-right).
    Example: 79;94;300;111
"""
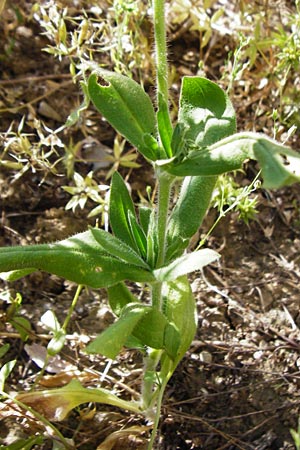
109;171;138;251
157;92;173;157
154;248;219;282
162;276;197;367
86;303;146;359
88;71;158;160
0;230;155;288
86;302;180;360
178;76;236;147
163;132;300;188
91;228;149;269
166;175;217;261
16;379;141;421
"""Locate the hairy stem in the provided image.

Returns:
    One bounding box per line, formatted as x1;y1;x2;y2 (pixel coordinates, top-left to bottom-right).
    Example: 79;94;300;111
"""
156;172;173;269
153;0;169;109
151;172;173;311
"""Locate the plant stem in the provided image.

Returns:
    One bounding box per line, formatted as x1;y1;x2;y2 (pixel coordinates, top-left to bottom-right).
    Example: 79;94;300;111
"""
146;366;171;450
151;172;173;311
156;172;173;269
62;284;83;331
143;2;173;448
153;0;169;110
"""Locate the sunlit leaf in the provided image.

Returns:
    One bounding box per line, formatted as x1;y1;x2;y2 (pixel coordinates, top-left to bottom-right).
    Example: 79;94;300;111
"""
178;76;236;147
164;132;300;188
0;230;155;288
154;248;219;281
166;175;217;260
91;228;149;269
88;70;157;160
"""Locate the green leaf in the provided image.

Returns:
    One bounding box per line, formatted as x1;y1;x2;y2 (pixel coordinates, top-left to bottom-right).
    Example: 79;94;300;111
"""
87;302;180;360
139;206;152;235
0;268;36;282
86;303;146;359
164;134;253;176
162;276;197;366
0;344;10;359
109;172;138;251
127;210;147;259
166;175;217;260
0;436;44;450
131;307;180;359
163;322;181;361
0;359;16;392
253;137;300;188
154;248;220;282
157;92;173;158
16;379;140;421
107;282;139;316
0;230;155;288
88;71;157;160
91;228;149;269
11;317;31;342
164;132;300;188
146;209;158;269
178;76;236;147
170;122;188;157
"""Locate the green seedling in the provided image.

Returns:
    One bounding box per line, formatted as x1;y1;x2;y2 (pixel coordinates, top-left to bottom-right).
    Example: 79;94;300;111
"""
291;417;300;450
1;0;300;448
0;291;31;342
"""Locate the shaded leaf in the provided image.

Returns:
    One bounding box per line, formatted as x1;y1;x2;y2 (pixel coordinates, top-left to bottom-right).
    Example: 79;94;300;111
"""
86;303;146;359
16;379;140;421
132;307;180;359
107;282;139;316
11;317;31;342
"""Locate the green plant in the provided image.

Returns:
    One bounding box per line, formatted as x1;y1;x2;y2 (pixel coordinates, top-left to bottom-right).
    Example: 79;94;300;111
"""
212;173;260;226
0;290;32;342
1;0;300;448
291;417;300;450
